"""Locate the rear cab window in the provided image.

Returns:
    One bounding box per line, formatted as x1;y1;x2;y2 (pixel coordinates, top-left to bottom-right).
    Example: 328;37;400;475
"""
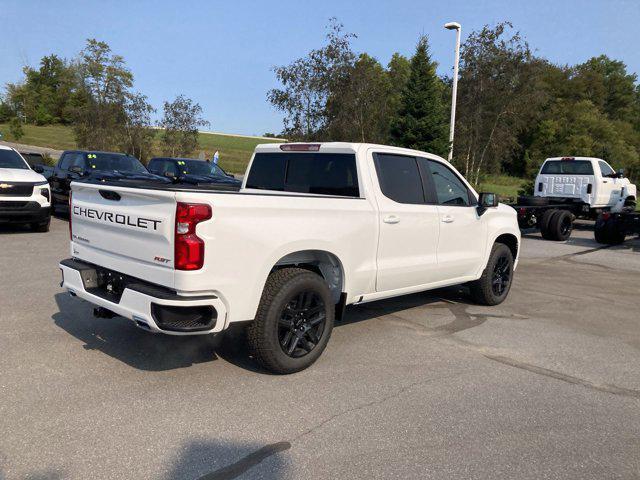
540;160;594;175
246;152;360;197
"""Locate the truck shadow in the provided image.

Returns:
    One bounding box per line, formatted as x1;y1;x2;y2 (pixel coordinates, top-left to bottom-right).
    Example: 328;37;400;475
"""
0;438;289;480
166;438;289;480
52;286;476;374
0;223;36;234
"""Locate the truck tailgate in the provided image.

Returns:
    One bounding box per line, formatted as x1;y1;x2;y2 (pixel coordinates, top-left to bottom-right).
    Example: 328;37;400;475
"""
70;182;177;288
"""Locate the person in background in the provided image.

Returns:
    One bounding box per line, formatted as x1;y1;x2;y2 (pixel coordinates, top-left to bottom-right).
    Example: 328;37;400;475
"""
213;150;219;164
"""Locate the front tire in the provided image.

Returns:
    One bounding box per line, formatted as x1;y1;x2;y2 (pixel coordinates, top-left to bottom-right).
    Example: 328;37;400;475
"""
469;243;514;306
247;268;334;374
594;215;625;245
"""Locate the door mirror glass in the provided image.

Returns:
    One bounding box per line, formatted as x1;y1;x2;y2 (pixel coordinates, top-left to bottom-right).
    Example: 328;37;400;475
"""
617;168;625;178
479;192;498;208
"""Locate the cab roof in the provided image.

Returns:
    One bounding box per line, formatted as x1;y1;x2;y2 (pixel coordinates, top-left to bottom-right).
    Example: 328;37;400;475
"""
254;142;449;162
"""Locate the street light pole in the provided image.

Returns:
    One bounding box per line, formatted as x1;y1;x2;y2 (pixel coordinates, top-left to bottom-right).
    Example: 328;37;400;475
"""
444;22;461;162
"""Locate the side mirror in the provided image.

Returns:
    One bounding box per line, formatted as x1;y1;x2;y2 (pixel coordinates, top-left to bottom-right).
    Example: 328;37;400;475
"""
69;165;85;175
164;171;176;179
33;165;44;173
477;192;499;216
617;168;625;178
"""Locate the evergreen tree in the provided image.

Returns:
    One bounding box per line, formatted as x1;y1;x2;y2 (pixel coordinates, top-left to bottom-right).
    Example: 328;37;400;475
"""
390;36;448;156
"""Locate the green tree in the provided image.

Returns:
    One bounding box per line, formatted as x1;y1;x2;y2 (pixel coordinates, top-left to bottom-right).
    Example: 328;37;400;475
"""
454;23;544;184
159;95;209;157
268;18;356;140
326;54;392;142
389;35;448;156
386;53;411;139
121;92;156;163
571;55;638;122
3;55;79;125
73;39;133;151
9;117;24;141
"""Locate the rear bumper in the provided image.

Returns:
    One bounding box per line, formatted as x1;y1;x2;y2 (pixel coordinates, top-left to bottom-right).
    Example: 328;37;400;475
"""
59;258;228;335
0;201;50;224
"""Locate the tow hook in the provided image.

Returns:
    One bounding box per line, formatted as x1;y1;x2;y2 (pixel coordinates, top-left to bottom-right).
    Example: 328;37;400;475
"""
93;307;116;319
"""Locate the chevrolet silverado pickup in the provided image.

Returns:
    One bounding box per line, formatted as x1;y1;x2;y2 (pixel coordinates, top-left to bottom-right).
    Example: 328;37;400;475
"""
60;143;521;374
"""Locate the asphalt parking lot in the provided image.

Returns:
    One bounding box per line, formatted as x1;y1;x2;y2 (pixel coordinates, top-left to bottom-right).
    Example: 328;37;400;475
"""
1;218;639;480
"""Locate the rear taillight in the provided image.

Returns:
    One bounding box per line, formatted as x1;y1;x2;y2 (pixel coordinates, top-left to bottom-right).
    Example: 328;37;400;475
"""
175;202;212;271
587;183;593;194
538;182;543;192
69;191;73;240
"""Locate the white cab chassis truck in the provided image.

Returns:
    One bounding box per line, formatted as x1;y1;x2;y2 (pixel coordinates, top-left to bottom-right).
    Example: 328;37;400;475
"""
0;145;51;231
60;143;520;373
514;156;637;241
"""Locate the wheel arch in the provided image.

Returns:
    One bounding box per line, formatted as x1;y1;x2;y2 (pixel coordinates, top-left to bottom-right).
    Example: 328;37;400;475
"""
494;233;519;261
270;249;346;305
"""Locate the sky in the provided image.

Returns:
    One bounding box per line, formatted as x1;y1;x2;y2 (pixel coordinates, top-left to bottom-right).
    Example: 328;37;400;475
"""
2;0;639;136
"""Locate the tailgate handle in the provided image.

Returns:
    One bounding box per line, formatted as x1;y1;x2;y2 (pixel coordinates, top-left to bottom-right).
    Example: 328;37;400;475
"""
99;190;121;201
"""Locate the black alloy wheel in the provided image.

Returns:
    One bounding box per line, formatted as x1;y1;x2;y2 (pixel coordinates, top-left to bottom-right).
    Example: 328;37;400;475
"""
278;291;326;358
559;214;572;237
491;255;511;297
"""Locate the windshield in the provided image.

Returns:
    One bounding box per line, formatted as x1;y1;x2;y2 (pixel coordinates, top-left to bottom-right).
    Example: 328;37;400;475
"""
0;149;29;169
540;160;594;175
180;159;227;177
87;153;147;174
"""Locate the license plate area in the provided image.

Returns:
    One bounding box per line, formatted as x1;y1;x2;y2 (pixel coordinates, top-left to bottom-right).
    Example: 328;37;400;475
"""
81;265;132;303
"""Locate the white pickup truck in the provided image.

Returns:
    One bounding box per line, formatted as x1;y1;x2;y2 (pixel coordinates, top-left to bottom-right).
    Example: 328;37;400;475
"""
534;156;637;213
60;143;520;373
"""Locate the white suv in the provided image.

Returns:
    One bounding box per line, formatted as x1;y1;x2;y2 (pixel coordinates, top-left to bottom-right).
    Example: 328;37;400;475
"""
0;145;51;231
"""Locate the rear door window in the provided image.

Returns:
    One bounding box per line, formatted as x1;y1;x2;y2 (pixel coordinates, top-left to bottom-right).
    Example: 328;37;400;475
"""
541;160;594;175
246;152;359;197
373;153;425;204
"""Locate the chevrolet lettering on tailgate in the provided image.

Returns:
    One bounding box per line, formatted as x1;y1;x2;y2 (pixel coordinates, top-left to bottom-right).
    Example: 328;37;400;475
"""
72;205;161;230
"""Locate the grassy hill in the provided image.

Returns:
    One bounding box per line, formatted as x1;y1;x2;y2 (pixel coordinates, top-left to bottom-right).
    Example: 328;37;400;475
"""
0;123;532;199
0;123;284;174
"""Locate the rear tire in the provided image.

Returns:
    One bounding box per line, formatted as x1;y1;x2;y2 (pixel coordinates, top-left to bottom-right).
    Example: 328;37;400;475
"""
547;210;573;241
539;209;558;239
469;243;514;306
247;268;334;374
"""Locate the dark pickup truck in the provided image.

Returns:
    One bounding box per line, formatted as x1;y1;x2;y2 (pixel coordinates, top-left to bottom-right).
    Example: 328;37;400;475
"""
147;157;241;189
50;150;166;213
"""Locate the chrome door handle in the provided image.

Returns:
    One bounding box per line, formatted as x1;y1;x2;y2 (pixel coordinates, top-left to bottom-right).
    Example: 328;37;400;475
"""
383;215;400;224
442;215;455;223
